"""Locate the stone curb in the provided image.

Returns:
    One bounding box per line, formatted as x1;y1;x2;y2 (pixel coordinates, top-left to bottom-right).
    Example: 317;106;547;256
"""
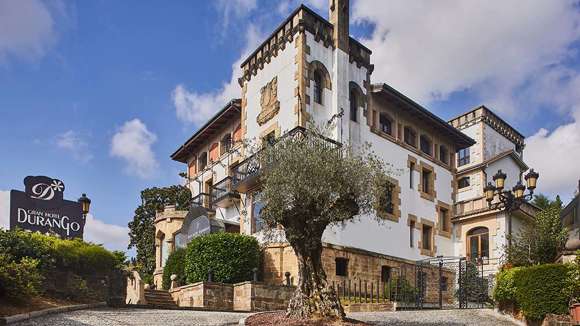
238;312;269;326
0;302;106;325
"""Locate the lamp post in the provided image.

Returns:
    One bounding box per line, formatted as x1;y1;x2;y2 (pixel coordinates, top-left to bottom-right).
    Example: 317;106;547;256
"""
483;169;539;246
78;193;91;217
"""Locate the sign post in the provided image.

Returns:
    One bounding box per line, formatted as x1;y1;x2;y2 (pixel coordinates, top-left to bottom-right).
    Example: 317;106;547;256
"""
9;176;87;239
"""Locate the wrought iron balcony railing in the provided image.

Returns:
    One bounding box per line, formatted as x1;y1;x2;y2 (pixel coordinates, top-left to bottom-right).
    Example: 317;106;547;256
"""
211;176;240;208
231;126;341;192
188;192;214;211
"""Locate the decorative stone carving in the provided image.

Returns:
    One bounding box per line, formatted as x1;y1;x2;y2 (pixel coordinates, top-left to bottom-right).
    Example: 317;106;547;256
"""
257;76;280;126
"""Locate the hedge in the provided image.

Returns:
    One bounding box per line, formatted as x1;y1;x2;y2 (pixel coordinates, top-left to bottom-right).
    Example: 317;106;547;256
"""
162;248;186;290
185;233;260;284
0;229;124;303
494;264;573;321
493;267;521;305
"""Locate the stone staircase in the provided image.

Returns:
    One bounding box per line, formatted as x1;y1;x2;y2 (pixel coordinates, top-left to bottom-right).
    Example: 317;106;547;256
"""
144;289;178;308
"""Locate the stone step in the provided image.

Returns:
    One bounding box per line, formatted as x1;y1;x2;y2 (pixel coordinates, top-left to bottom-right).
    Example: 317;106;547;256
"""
144;289;177;307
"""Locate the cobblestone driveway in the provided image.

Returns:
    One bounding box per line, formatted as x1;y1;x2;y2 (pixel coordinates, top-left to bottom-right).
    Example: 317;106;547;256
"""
13;308;518;326
13;308;251;326
350;309;520;326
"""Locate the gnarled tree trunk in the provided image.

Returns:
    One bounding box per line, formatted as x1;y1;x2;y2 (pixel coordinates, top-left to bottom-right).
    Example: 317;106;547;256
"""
286;237;345;320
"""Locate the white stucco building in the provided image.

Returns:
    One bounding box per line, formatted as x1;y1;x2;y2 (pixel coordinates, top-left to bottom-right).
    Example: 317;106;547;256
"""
155;0;537;287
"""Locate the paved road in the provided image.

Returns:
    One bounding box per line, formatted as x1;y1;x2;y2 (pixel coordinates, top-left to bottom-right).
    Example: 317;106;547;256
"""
13;307;519;326
350;309;520;326
13;308;251;326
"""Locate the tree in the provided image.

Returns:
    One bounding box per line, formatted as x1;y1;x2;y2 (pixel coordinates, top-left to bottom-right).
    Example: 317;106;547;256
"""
127;186;191;278
505;206;568;266
532;193;563;211
258;127;390;320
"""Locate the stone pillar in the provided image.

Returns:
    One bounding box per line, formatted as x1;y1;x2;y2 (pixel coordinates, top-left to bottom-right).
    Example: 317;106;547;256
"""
329;0;349;53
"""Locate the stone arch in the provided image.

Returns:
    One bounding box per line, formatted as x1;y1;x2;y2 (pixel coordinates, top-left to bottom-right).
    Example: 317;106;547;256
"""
307;60;332;91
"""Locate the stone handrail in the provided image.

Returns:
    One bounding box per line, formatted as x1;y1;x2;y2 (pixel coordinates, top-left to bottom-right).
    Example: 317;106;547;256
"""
125;270;147;305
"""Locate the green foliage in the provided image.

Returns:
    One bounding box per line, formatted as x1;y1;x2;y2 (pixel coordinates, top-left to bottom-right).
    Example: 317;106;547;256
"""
0;254;43;302
185;233;260;284
390;277;418;303
513;264;572;321
162;248;187;290
533;193;563;210
128;185;191;278
506;206;568;266
493;267;522;304
0;229;124;302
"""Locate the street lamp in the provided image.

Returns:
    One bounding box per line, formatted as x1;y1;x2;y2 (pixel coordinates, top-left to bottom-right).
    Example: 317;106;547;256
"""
484;169;539;212
78;193;91;217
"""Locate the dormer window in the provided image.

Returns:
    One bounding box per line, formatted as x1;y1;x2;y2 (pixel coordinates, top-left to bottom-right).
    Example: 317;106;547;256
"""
313;70;323;105
349;90;358;122
379;113;392;135
420;135;432;156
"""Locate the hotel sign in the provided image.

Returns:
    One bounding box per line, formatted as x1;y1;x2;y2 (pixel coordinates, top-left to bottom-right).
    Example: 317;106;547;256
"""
10;176;85;239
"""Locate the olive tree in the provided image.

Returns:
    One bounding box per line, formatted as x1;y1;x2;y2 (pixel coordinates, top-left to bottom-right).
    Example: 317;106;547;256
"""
257;127;390;320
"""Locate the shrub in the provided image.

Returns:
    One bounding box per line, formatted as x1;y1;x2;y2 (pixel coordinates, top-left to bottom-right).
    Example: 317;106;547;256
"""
0;254;43;302
513;264;572;321
185;233;260;284
493;267;522;305
162;248;187;290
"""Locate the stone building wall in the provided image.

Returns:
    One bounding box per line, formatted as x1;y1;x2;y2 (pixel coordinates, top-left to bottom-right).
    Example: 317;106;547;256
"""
263;242;455;305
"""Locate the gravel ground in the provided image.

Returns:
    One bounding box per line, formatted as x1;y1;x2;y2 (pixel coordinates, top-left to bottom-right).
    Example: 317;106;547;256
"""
349;309;519;326
12;307;251;326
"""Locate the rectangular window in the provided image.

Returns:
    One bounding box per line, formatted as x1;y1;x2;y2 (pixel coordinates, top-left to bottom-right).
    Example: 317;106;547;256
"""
439;207;450;232
441;276;448;291
409;221;415;247
420;135;432;156
379;113;392;135
404;127;417;148
458;148;470;166
198;152;208;171
422;225;432;250
409;163;415;189
252;192;264;233
458;177;470;189
381;266;392;283
439;145;449;164
335;258;348;276
422;169;431;194
383;182;394;214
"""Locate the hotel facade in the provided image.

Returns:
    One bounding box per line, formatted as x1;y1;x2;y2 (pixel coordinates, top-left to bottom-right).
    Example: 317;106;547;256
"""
153;0;537;289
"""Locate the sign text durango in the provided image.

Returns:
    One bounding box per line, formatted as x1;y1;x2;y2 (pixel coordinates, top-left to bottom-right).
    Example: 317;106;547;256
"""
10;176;86;239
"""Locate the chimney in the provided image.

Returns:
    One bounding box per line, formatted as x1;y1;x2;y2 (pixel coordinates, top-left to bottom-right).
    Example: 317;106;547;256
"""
329;0;349;52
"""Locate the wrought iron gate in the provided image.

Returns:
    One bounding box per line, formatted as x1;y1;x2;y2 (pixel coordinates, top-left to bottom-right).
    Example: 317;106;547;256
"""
392;256;494;309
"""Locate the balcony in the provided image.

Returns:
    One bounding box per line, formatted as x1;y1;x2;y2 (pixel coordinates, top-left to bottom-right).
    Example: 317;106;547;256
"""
211;176;240;208
231;126;341;193
189;192;215;212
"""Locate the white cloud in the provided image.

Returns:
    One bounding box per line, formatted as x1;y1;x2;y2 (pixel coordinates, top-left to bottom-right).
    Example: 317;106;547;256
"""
0;191;9;229
84;213;129;252
110;119;158;179
0;0;58;63
353;1;580;116
171;25;263;125
214;0;257;31
526;109;580;199
55;130;93;163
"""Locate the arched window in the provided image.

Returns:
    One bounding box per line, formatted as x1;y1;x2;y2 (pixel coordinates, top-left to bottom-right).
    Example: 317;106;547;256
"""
349;89;358;122
313;70;323;105
379;113;392;135
467;227;489;261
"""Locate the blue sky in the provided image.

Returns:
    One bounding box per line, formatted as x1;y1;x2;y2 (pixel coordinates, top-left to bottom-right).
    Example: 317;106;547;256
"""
1;0;579;252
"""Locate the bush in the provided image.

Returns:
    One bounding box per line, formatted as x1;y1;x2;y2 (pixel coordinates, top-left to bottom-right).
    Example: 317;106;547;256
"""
0;254;43;302
513;264;572;321
493;267;522;305
162;248;187;290
185;233;260;284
